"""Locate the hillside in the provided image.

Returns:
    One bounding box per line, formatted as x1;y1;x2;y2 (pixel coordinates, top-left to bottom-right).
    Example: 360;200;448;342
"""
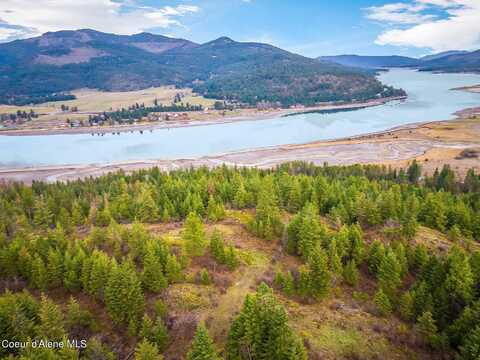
0;29;405;106
0;162;479;359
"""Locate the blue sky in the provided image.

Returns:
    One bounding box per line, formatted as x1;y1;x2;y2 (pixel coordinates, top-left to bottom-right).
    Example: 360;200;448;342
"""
0;0;479;58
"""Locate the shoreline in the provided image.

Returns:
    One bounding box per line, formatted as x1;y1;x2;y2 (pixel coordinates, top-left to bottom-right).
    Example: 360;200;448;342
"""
0;96;406;137
1;110;478;184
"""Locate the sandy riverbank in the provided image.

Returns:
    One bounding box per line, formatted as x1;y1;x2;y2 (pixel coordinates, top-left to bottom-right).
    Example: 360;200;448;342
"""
0;96;406;137
453;84;480;94
1;112;478;184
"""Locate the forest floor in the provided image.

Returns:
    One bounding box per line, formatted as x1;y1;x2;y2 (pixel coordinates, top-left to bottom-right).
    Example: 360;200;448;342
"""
1;114;479;184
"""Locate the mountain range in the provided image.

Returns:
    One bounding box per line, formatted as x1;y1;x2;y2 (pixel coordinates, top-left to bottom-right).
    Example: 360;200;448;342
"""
318;50;480;72
0;29;404;106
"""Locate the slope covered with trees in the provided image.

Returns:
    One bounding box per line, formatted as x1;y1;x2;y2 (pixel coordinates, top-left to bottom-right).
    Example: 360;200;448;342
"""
0;161;479;359
0;29;405;106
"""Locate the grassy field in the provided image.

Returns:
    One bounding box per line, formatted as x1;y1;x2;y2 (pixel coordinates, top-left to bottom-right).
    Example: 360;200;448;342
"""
0;87;217;129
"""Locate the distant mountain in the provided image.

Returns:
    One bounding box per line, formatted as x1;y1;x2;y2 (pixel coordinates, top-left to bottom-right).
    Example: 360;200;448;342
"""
319;51;480;74
318;55;420;69
419;50;480;73
0;29;405;106
420;50;469;62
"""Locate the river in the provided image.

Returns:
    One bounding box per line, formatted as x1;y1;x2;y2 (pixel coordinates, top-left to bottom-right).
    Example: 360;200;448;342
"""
1;68;479;167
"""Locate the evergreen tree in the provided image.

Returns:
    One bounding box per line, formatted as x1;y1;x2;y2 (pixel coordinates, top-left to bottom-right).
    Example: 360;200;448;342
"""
306;248;331;300
459;325;480;360
399;291;414;321
416;311;439;347
35;295;66;341
31;255;48;291
105;261;145;327
343;260;359;286
209;229;225;263
407;160;422;184
83;338;115;360
135;339;163;360
283;271;295;296
227;283;307;360
142;250;168;293
183;212;207;256
374;288;392;316
140;314;169;352
187;324;219;360
377;250;402;300
165;254;183;283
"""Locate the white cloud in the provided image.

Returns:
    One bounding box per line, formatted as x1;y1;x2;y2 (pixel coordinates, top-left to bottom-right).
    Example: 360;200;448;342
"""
366;3;435;24
366;0;480;52
0;0;200;41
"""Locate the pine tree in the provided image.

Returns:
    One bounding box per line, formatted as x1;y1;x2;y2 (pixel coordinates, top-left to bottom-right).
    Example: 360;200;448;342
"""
31;255;48;291
135;339;163;360
343;260;359;286
377;250;402;300
224;246;239;270
83;338;115;360
399;291;414;321
416;311;438;347
307;248;331;300
165;254;183;283
66;296;95;333
140;314;169;352
187;324;219;360
367;240;385;275
447;224;462;243
142;250;168;293
407;160;422;184
183;212;207;256
88;250;113;300
105;261;145;327
374;288;392;316
348;224;365;264
199;269;211;285
36;295;66;341
328;239;343;277
209;229;225;263
134;186;159;223
460;325;480;360
227;283;307;360
297;204;322;259
283;271;295;297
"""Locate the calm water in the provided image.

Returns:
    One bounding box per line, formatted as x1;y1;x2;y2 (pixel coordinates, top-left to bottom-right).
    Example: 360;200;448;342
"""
1;68;479;167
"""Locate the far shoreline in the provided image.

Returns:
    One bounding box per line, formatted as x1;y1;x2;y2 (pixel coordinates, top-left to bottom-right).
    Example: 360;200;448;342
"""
0;96;406;137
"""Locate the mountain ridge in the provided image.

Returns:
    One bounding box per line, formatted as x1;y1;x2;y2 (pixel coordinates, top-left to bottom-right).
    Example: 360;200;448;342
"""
319;50;480;72
0;29;405;106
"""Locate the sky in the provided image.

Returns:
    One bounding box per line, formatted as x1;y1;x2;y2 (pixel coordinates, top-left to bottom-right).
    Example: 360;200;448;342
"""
0;0;479;58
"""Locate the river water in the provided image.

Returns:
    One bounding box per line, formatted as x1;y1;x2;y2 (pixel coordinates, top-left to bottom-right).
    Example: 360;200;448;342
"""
1;68;479;167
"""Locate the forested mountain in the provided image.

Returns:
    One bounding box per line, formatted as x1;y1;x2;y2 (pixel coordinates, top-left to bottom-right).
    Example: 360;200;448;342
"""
420;51;469;62
0;29;405;106
321;50;480;73
318;55;420;69
0;162;479;359
419;50;480;73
